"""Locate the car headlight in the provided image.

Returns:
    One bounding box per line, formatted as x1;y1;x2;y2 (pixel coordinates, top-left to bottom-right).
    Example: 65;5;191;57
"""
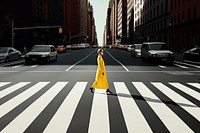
151;54;157;57
41;54;48;57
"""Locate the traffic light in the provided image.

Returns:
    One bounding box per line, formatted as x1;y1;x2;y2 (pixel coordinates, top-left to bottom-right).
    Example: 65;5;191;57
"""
58;27;62;33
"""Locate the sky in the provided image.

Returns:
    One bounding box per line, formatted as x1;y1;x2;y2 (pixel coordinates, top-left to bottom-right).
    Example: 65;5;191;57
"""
89;0;109;46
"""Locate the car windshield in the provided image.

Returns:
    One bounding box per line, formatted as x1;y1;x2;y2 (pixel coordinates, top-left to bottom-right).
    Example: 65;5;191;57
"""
30;46;50;52
149;44;169;50
0;48;8;53
135;45;142;49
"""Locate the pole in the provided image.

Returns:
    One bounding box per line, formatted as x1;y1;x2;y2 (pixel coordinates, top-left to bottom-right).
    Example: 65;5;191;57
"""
11;18;14;47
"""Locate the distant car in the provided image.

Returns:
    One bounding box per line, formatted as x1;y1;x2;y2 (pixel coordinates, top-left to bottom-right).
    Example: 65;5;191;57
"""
127;45;133;52
56;45;66;53
0;47;21;63
141;42;175;64
183;47;200;61
66;45;72;49
131;44;142;57
25;45;57;64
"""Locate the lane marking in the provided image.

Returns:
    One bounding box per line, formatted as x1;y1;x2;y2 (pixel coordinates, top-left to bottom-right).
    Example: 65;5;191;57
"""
174;64;188;69
169;83;200;101
1;82;68;133
174;61;200;69
0;82;30;99
158;65;167;69
0;82;50;118
88;89;110;133
12;65;23;69
106;50;129;72
152;82;200;121
133;82;193;133
65;49;96;71
114;82;152;133
31;65;38;68
44;82;86;133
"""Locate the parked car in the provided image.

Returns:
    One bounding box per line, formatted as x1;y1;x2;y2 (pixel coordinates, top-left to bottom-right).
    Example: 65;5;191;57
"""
131;44;142;57
127;45;133;52
183;47;200;61
141;42;175;64
25;45;57;64
0;47;21;63
56;45;66;53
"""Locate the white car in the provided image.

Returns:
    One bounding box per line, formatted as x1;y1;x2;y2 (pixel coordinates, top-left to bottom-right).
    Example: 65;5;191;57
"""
0;47;21;63
131;44;142;57
141;42;175;64
25;45;57;64
127;45;133;52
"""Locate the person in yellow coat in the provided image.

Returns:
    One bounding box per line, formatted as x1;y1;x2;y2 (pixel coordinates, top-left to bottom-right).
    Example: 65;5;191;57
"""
90;48;112;94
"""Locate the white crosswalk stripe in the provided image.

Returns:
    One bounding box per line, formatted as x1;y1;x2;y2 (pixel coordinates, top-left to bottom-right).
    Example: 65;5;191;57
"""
1;82;68;133
0;81;199;132
169;83;200;101
187;83;200;90
88;89;110;133
0;82;11;88
0;82;30;99
114;82;152;133
152;82;200;121
0;82;50;118
44;82;86;133
133;82;193;133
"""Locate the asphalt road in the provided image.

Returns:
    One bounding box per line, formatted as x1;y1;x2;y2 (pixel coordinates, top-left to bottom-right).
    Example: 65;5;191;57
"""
0;48;200;133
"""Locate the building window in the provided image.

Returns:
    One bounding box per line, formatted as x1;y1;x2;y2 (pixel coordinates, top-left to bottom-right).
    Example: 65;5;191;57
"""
174;0;176;8
171;16;173;25
165;0;168;12
182;11;185;22
188;8;191;20
164;19;167;28
171;1;173;10
150;10;152;19
193;6;197;19
161;3;163;14
157;6;159;16
174;15;176;25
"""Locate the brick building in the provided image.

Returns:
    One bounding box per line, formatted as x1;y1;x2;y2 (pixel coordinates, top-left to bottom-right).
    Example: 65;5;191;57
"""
170;0;200;52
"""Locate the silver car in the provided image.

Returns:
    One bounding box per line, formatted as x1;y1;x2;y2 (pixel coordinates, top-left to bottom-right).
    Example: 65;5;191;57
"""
141;42;175;64
25;45;57;64
0;47;21;63
131;44;142;57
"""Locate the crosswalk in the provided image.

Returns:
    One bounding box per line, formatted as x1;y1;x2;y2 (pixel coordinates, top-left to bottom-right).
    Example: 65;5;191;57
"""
0;81;200;132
